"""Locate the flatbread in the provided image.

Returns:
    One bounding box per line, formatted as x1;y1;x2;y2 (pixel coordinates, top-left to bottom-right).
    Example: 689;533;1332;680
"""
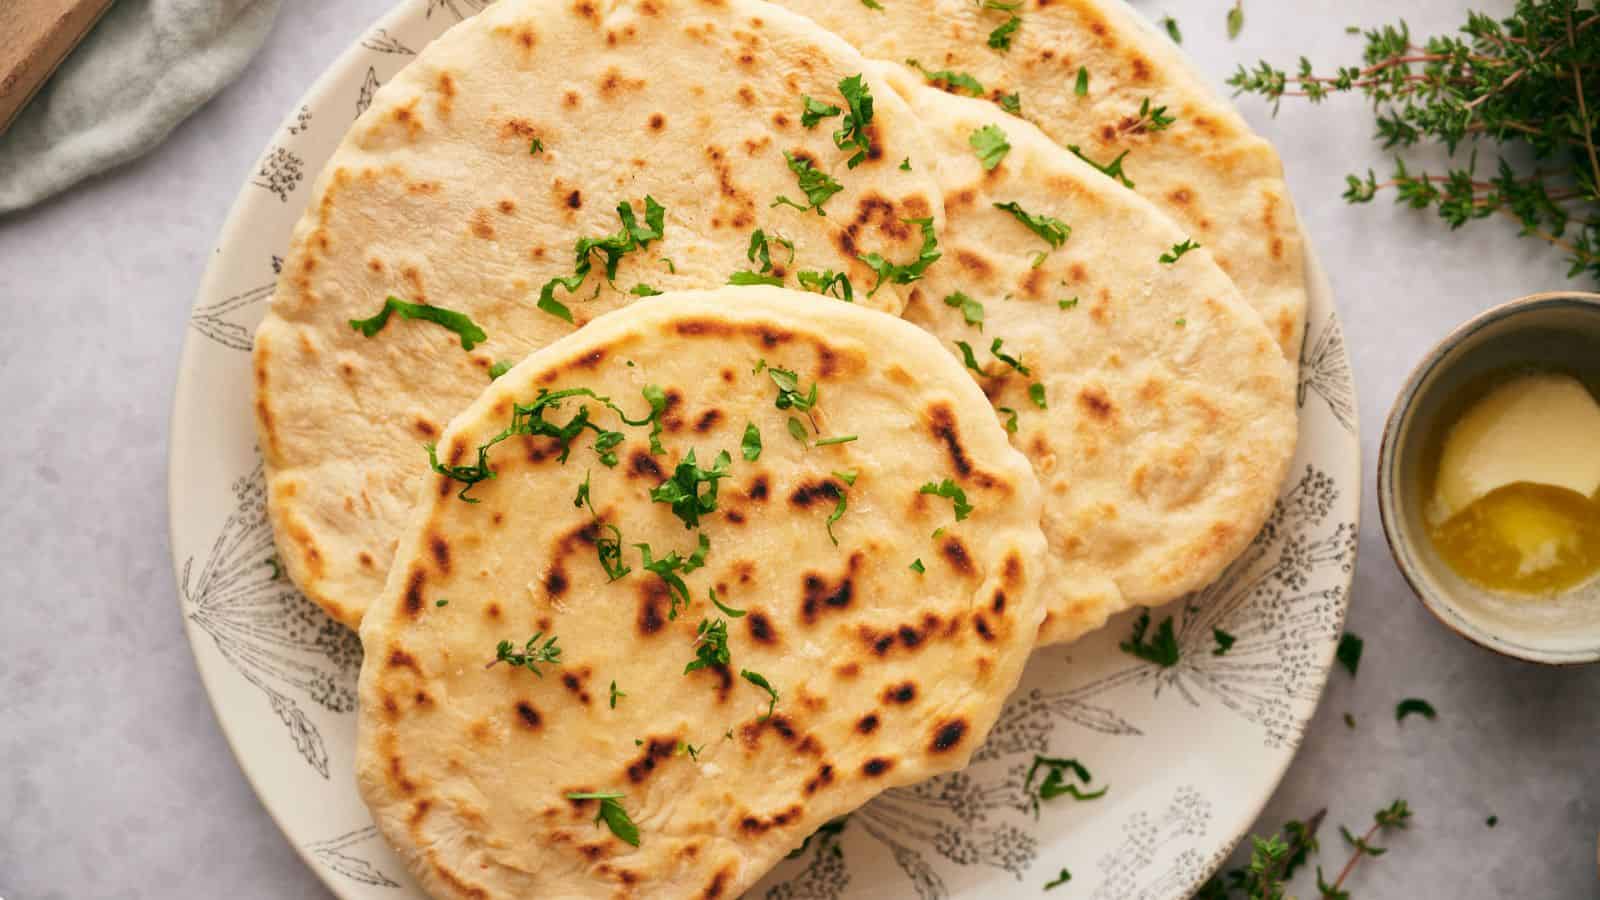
881;67;1296;644
355;287;1047;899
255;0;947;627
773;0;1308;358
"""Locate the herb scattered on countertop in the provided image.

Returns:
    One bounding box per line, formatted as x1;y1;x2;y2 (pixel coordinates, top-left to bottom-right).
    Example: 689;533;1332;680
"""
1336;632;1363;676
1160;14;1181;44
1395;698;1436;722
1316;800;1413;898
349;296;487;350
1228;3;1600;286
488;632;562;676
1119;610;1180;667
565;792;640;847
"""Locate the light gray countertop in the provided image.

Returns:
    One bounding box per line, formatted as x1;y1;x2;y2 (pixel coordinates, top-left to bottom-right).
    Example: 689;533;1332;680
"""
2;1;1596;897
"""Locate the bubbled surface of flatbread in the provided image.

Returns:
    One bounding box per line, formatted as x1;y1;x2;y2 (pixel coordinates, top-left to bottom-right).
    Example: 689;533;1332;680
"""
883;69;1296;644
774;0;1308;359
355;288;1047;900
255;0;946;627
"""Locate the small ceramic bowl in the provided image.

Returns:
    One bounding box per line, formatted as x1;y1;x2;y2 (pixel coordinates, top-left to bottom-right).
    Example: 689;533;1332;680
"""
1378;291;1600;665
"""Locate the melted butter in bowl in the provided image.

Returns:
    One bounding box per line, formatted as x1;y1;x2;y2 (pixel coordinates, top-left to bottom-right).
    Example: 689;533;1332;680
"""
1426;373;1600;596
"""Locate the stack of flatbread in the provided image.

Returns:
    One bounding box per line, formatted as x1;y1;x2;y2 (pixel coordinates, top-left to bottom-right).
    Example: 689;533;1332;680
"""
252;0;1301;895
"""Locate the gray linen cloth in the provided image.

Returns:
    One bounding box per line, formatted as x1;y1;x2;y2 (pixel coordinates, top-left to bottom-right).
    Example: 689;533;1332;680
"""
0;0;282;215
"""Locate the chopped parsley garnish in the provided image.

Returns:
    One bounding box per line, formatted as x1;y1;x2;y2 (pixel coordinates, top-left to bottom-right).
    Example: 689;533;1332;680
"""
1025;755;1108;814
797;268;855;302
815;435;858;447
766;365;819;418
905;58;985;96
435;598;449;607
1395;698;1436;722
1029;382;1047;409
1337;632;1363;676
997;406;1019;433
684;617;731;674
488;360;513;380
800;95;842;128
969;124;1011;171
824;470;855;544
710;588;747;618
772;152;843;216
787;417;809;444
565;792;640;847
537;196;666;322
1119;611;1180;667
1045;869;1072;890
955;339;986;376
987;14;1021;51
740;669;779;719
575;471;631;580
650;449;733;529
487;632;562;676
988;338;1029;375
858;216;941;295
1067;145;1135;188
899;157;911;171
1074;66;1089;96
909;558;925;573
609;680;625;708
919;479;973;521
742;423;762;461
729;271;784;286
748;228;795;273
860;0;884;8
1212;627;1237;656
1160;14;1181;43
349;296;487;350
1175;317;1187;328
630;283;663;296
944;292;984;328
993;201;1070;250
637;532;710;620
833;74;875;168
1058;297;1079;310
1159;238;1201;264
530;138;544;155
997;92;1021;115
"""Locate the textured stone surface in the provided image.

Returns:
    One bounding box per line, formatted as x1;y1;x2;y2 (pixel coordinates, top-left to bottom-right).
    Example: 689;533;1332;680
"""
1;0;1594;897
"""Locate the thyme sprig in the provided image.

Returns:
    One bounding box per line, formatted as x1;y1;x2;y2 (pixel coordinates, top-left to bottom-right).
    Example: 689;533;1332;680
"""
1228;1;1600;284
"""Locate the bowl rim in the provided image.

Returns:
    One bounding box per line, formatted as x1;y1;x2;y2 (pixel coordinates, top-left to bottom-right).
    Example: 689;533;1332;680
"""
1377;290;1600;666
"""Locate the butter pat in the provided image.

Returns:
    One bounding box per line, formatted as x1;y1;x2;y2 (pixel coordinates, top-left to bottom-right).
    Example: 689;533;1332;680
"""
1431;373;1600;524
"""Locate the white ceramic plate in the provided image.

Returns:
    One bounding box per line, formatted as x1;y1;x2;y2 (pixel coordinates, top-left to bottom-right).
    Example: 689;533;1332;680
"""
169;2;1360;896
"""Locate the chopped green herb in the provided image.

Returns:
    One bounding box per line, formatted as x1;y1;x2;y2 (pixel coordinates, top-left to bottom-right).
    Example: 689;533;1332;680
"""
860;0;884;8
742;423;762;461
909;558;926;573
919;478;973;521
1066;145;1135;188
1486;815;1498;828
968;124;1011;171
1129;97;1176;132
1074;66;1089;96
660;257;676;273
1175;317;1187;327
488;360;514;381
905;58;986;96
815;435;858;446
833;74;875;168
858;216;941;295
740;669;779;719
728;271;785;286
530;138;544;155
1058;297;1079;310
766;365;819;418
488;632;562;676
993;201;1070;250
349;296;488;350
1045;869;1072;890
988;337;1029;375
955;339;987;376
265;558;283;580
1344;712;1356;729
1119;611;1180;667
997;406;1019;433
630;283;663;297
565;792;640;847
748;228;795;273
1336;632;1363;676
943;291;985;328
637;532;711;620
796;268;855;302
800;95;842;128
650;449;733;529
1028;381;1047;409
1395;698;1436;722
609;680;624;707
536;196;666;322
772;151;844;216
1227;1;1244;40
1025;755;1108;814
435;598;449;607
684;617;731;674
710;587;747;618
996;91;1021;115
899;157;911;171
1160;14;1181;43
1212;627;1237;656
575;471;632;580
1159;238;1201;264
787;416;809;444
987;14;1021;51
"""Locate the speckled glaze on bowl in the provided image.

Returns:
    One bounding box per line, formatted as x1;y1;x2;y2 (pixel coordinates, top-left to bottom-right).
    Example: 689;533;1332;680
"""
1378;291;1600;665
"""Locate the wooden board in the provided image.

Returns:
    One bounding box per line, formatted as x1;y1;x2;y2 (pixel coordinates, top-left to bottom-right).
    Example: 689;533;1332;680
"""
0;0;117;136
